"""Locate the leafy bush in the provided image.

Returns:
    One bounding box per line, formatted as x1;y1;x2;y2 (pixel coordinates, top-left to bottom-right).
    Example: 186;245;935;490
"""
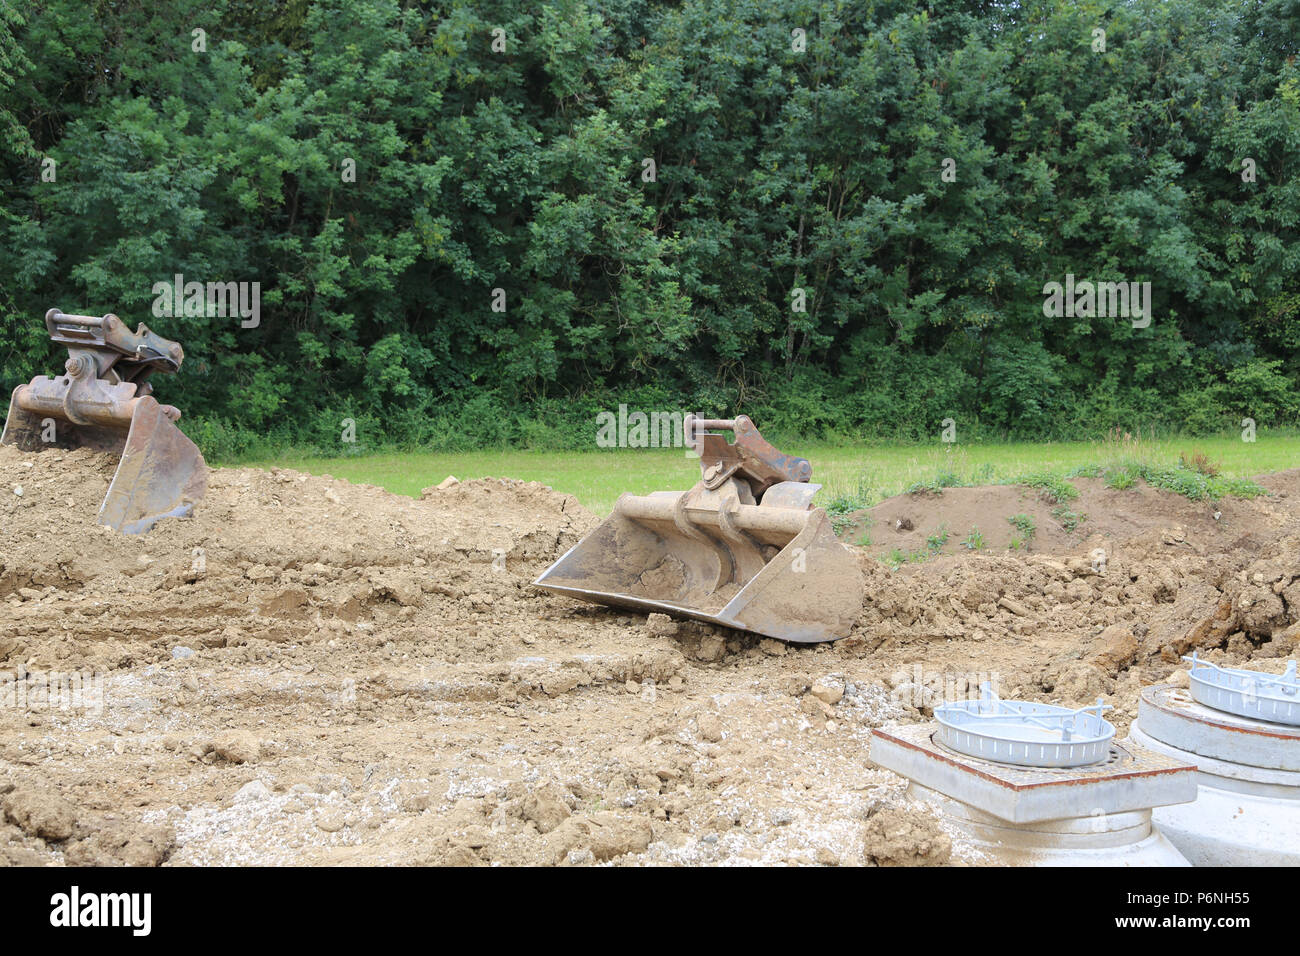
2;0;1298;452
1221;360;1300;425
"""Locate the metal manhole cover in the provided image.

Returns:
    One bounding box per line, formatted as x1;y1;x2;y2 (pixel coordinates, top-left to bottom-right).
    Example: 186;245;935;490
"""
1184;653;1300;726
933;682;1116;768
929;733;1132;774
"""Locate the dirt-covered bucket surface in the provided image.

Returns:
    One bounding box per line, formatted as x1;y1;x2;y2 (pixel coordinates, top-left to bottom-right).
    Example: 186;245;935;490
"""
2;443;1299;866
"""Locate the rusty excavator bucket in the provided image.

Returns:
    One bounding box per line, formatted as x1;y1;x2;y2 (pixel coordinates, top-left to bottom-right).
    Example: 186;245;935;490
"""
1;308;207;534
534;415;864;643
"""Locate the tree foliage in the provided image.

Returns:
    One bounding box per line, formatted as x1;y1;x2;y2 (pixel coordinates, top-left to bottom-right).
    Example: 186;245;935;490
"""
1;0;1297;454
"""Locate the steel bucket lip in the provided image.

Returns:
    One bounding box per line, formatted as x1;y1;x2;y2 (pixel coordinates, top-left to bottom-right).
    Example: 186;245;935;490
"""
531;579;841;643
532;580;729;618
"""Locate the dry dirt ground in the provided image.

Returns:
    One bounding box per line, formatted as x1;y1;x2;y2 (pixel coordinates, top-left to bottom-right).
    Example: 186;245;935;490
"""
2;443;1299;867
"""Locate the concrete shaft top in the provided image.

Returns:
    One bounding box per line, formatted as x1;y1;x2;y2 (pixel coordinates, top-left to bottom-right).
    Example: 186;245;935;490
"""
870;723;1197;825
1136;683;1300;775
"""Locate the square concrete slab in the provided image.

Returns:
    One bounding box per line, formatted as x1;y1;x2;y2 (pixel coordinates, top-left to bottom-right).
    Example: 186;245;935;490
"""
870;723;1197;824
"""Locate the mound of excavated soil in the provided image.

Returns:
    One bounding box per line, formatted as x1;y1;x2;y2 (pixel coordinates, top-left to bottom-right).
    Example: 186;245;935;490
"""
855;475;1293;557
1;445;1298;867
0;446;596;658
850;472;1300;715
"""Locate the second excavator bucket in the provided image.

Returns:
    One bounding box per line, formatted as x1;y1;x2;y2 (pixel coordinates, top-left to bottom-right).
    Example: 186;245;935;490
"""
1;309;207;534
534;416;863;643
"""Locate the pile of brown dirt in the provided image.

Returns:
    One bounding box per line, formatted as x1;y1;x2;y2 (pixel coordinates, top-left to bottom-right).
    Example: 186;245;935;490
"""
1;446;596;668
1;445;1297;867
845;473;1300;726
855;474;1295;557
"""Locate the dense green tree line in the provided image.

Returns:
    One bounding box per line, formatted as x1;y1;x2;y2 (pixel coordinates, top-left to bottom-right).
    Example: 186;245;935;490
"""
0;0;1297;457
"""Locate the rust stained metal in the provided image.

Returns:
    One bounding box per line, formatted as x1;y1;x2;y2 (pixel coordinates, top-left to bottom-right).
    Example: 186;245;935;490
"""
535;414;863;643
871;728;1193;792
1;308;207;534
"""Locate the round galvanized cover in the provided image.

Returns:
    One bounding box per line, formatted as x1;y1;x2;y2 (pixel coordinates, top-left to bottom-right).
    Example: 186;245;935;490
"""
934;683;1115;768
1183;654;1300;727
